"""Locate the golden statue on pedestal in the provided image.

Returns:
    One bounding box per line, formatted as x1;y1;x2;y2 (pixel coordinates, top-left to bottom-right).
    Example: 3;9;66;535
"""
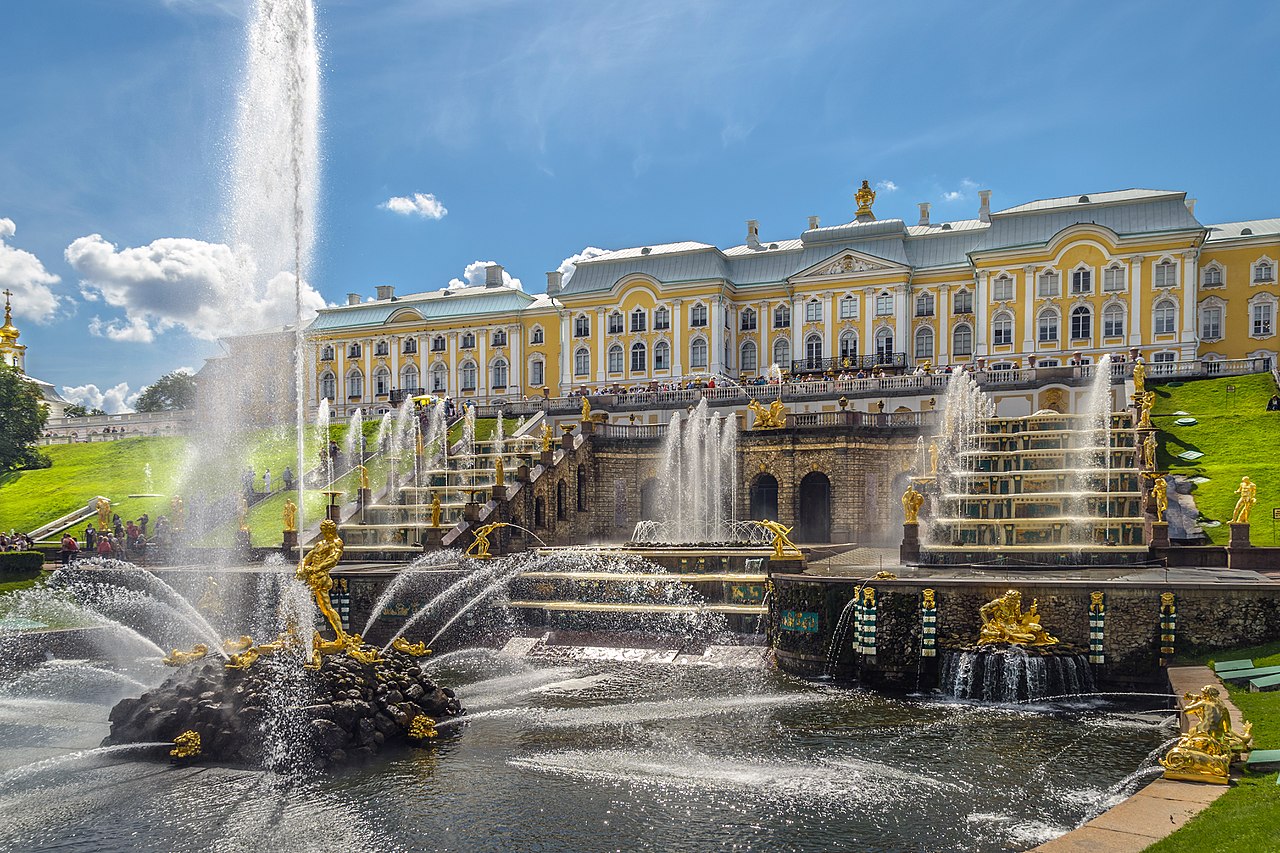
902;483;924;524
854;179;876;218
494;457;505;487
297;519;345;635
1143;432;1158;470
465;521;507;560
977;590;1058;647
1132;356;1146;396
1231;476;1257;524
581;397;591;422
1137;391;1156;429
541;422;554;453
754;519;801;559
95;497;111;531
1161;684;1253;785
430;492;442;527
747;399;787;429
1153;476;1169;520
283;498;297;532
358;465;370;491
928;442;939;476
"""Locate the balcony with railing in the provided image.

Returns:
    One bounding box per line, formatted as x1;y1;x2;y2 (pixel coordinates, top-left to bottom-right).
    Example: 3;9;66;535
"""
790;352;908;373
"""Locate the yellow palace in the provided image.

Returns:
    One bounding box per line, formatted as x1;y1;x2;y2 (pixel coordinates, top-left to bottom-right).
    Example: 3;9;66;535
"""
307;184;1279;415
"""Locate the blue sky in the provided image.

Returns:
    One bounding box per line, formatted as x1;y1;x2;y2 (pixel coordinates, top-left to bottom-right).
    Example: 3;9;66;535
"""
2;0;1278;411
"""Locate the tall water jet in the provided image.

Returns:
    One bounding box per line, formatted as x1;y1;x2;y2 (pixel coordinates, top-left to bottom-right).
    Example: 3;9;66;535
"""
648;400;739;543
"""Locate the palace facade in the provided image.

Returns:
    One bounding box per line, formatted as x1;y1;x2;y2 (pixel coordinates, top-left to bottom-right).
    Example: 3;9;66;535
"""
306;186;1280;415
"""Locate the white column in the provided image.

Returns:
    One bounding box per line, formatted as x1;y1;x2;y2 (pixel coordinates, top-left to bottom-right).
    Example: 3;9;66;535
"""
790;297;803;369
758;300;768;366
711;298;727;375
937;288;950;364
975;271;989;355
390;338;400;394
335;344;346;416
363;343;372;404
595;308;606;383
895;284;908;359
510;324;522;395
1128;255;1145;348
1180;250;1199;359
672;300;684;375
559;312;571;390
823;292;834;360
1021;266;1036;352
448;331;458;395
478;331;489;399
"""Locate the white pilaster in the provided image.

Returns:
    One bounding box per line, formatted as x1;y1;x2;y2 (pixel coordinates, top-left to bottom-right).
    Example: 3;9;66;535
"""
1128;256;1145;348
790;296;803;369
974;271;989;355
672;299;684;376
1181;251;1199;358
596;308;606;383
559;313;571;390
709;297;725;376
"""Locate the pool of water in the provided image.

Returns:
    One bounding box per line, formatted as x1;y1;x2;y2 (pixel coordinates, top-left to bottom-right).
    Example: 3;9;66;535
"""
0;651;1175;852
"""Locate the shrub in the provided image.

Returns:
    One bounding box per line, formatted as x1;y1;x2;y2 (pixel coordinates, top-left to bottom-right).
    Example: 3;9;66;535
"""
0;551;45;579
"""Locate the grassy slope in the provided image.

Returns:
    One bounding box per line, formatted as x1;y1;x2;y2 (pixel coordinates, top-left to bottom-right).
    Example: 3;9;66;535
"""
1152;372;1280;545
1145;640;1280;853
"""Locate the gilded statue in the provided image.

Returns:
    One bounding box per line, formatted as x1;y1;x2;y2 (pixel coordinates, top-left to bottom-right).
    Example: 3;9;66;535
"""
409;715;438;741
1137;391;1155;429
494;456;505;487
170;731;202;760
465;521;507;560
977;590;1058;647
902;483;924;524
581;396;591;422
747;398;788;429
1153;476;1169;520
430;492;442;527
755;519;801;559
928;442;939;476
283;498;298;532
222;635;253;654
1160;684;1254;784
854;179;876;217
358;465;370;491
162;643;209;666
95;497;111;531
921;588;936;610
1089;591;1105;612
1231;476;1257;524
390;637;431;657
541;422;554;453
1142;432;1158;470
1132;357;1146;396
296;519;346;638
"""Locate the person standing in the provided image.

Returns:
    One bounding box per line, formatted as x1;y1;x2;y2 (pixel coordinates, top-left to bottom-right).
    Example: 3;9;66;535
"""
96;535;112;557
282;466;294;491
263;468;272;494
59;533;78;565
139;513;149;537
84;524;97;551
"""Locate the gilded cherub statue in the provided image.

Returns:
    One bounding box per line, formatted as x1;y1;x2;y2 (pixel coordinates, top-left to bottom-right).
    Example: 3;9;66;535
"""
283;498;298;532
902;483;924;524
977;590;1058;647
1153;476;1169;521
1231;476;1257;524
928;442;939;476
1137;390;1156;429
581;396;592;422
494;456;505;487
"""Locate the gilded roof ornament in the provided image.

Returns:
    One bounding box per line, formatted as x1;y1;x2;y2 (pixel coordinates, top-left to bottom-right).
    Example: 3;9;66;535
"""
854;179;876;221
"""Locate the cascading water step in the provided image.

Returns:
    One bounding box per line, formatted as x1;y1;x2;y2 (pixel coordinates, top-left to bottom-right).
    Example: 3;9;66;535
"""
500;632;770;667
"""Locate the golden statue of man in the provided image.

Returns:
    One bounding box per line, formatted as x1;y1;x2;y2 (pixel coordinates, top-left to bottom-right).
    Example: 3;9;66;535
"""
756;519;800;559
1231;476;1257;524
1138;391;1156;429
495;456;505;486
978;590;1058;647
430;492;442;527
95;497;111;531
1143;432;1158;469
283;498;298;532
581;396;592;422
358;465;370;491
928;442;939;475
296;519;346;639
902;483;924;524
541;422;554;453
1132;356;1146;396
465;522;506;560
1153;476;1169;521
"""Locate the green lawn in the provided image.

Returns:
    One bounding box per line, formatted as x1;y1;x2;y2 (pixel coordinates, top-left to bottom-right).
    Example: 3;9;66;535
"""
1152;373;1280;545
1145;641;1280;852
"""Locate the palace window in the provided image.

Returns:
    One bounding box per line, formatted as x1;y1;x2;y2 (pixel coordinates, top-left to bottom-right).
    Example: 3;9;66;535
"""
374;340;389;357
774;304;790;328
1038;308;1059;342
347;343;362;359
875;328;894;360
839;331;858;360
1154;260;1178;288
690;338;708;369
460;332;475;349
1104;266;1126;292
492;329;507;347
401;364;419;390
346;369;364;399
1202;266;1223;287
1200;306;1222;341
992;312;1013;346
690;304;708;327
402;338;417;355
320;345;334;361
527;327;543;346
431;363;447;392
574;347;590;376
876;292;895;316
654;306;671;330
804;333;823;367
915;292;935;317
952;290;973;314
431;335;446;352
630;342;647;372
608;312;624;335
320;372;336;400
374;367;391;397
840;295;858;320
952;324;973;357
530;358;545;387
1153;300;1177;335
773;338;790;366
805;299;823;323
1070;305;1092;340
1153;351;1177;364
574;315;590;337
1256;260;1276;283
630;308;647;332
607;345;624;373
654;340;670;370
740;340;757;373
460;361;477;391
914;327;934;360
1253;302;1274;337
993;275;1014;302
1037;271;1060;297
1103;304;1125;338
491;358;508;388
1071;269;1092;294
740;307;757;331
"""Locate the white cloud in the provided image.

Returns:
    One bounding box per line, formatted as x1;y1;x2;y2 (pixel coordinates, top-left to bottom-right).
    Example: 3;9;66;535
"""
65;234;327;342
448;260;523;291
876;180;899;192
556;247;611;285
0;217;61;323
942;191;963;202
940;178;980;203
60;382;140;415
380;193;448;219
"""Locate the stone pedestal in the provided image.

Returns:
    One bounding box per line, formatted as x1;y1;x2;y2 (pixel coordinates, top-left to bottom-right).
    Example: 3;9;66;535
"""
561;430;574;453
516;464;530;483
358;488;372;506
1149;521;1170;548
492;484;506;502
540;450;554;467
1229;522;1252;549
282;530;298;550
421;527;444;551
899;522;921;564
325;504;342;523
463;501;481;523
766;557;806;576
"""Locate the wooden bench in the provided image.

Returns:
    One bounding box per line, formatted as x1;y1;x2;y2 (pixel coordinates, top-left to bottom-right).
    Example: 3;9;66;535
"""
1248;672;1280;693
1212;658;1254;673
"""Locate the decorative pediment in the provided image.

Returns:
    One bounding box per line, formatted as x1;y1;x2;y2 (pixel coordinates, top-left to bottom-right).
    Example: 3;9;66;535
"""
791;249;904;282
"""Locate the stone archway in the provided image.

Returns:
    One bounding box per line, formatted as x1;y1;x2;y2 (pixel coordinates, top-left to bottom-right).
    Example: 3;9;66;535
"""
797;471;831;543
749;473;779;521
639;478;660;520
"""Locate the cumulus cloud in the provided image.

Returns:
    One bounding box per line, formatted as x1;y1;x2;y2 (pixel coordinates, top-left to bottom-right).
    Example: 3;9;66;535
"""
380;193;448;219
876;180;899;192
0;217;62;323
65;234;327;342
61;382;140;415
556;247;612;285
941;179;979;203
448;260;523;291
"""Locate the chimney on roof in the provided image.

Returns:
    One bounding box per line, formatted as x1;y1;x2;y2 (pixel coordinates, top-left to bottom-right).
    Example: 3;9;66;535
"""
346;293;361;306
808;215;820;230
546;270;563;296
375;285;395;301
485;263;504;288
978;190;992;223
918;202;931;226
746;219;761;248
1185;198;1197;216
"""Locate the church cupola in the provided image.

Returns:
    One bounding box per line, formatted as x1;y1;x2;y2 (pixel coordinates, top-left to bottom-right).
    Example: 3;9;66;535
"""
0;290;26;372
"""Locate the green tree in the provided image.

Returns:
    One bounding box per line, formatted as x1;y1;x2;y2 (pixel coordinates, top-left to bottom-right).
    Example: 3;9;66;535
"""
0;362;50;471
63;403;105;417
135;370;197;413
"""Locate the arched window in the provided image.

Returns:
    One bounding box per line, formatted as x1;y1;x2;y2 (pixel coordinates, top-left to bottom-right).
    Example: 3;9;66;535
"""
992;275;1014;301
607;344;624;373
460;332;475;349
654;340;670;371
491;358;509;388
992;311;1013;346
839;331;858;361
690;303;708;327
1202;266;1223;287
914;327;934;360
915;292;935;317
1200;305;1223;340
1070;305;1092;340
1071;268;1092;294
1103;304;1125;338
1154;260;1179;287
773;303;790;328
875;328;894;361
1254;260;1275;284
431;335;446;352
402;337;417;354
630;308;647;332
530;357;545;387
574;315;590;337
1153;299;1177;335
740;340;758;373
876;291;895;316
460;361;477;390
952;324;973;357
690;338;708;369
1037;270;1060;297
805;299;822;323
401;364;419;391
773;337;790;366
347;342;362;359
654;306;670;330
804;333;823;368
1104;265;1126;292
951;290;972;314
345;369;364;399
531;326;544;344
374;366;391;396
741;307;757;331
574;347;590;376
630;341;647;372
608;312;624;334
431;363;447;392
374;340;389;357
320;372;336;400
1037;308;1059;342
321;345;334;361
492;329;507;347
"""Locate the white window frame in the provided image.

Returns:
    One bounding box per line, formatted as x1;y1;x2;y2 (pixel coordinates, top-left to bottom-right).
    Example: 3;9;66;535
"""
1070;305;1092;341
875;292;894;316
991;311;1013;346
1070;266;1093;295
1201;264;1224;288
573;347;590;376
607;344;624;373
773;303;791;328
1103;265;1126;292
654;340;671;371
1254;257;1276;284
992;275;1014;302
952;289;973;314
1153;299;1178;335
1200;304;1223;341
740;340;757;373
772;337;790;366
1037;308;1059;343
607;312;624;335
805;299;822;323
915;292;935;317
1102;303;1125;338
1037;270;1060;298
914;326;934;360
459;361;477;391
839;295;858;320
654;306;671;331
690;303;708;327
952;323;973;357
1153;259;1178;288
690;337;708;369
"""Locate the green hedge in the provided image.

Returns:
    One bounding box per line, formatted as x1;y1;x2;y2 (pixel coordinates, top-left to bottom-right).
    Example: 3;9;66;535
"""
0;551;44;579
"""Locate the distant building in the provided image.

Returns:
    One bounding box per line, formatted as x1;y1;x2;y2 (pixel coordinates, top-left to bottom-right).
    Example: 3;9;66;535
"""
196;325;299;426
0;289;68;418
